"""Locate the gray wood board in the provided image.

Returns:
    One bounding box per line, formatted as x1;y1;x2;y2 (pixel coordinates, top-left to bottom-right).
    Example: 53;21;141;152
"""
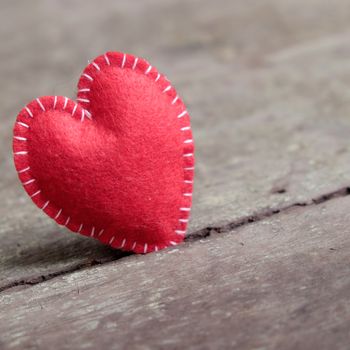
1;195;350;350
1;0;350;289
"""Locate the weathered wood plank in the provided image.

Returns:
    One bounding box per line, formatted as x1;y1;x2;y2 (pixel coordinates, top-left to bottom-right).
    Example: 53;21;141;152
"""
1;196;349;349
2;0;350;288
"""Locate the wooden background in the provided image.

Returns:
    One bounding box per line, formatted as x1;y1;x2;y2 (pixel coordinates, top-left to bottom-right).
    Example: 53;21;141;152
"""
1;0;350;349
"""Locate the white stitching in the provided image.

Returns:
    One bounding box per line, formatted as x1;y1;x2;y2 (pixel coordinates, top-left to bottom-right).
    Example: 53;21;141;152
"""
143;243;148;254
53;96;58;109
63;97;68;109
184;180;193;184
14;151;28;155
181;126;191;131
155;246;158;252
42;201;50;210
77;98;90;103
81;109;85;122
175;230;185;235
121;53;126;68
121;238;126;248
65;216;70;226
155;73;160;82
17;122;29;128
25;106;33;118
54;208;62;220
162;85;171;93
132;242;137;250
78;224;83;233
31;190;41;198
183;153;194;157
109;236;115;245
170;241;177;246
132;57;138;70
23;179;35;186
184;139;193;144
92;62;100;71
179;219;188;223
14;136;27;141
180;207;191;211
90;226;95;237
72;104;78;116
18;166;30;174
98;229;104;237
83;73;93;81
104;54;110;66
36;98;45;111
178;110;187;118
145;65;152;74
171;96;179;105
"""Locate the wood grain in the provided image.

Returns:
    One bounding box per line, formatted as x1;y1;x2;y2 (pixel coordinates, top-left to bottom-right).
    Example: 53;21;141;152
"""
1;196;350;349
1;0;350;289
1;1;350;348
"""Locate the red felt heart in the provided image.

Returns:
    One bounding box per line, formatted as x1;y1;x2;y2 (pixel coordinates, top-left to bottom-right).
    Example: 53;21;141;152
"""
13;52;194;254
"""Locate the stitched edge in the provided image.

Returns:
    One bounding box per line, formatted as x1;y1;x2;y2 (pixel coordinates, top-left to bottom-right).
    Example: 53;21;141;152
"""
78;52;195;253
13;52;194;254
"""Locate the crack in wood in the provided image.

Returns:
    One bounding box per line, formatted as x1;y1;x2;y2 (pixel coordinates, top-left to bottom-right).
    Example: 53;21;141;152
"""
1;186;349;294
0;259;123;294
188;186;350;240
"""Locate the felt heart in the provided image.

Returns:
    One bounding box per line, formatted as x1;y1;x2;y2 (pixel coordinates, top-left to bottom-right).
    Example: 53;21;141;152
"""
13;52;194;254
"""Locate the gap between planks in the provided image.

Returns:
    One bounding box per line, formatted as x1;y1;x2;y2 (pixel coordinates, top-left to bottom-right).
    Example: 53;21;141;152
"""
0;186;349;294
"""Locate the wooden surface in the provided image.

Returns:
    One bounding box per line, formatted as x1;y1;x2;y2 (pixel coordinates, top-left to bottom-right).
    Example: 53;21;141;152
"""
1;0;350;349
2;197;350;350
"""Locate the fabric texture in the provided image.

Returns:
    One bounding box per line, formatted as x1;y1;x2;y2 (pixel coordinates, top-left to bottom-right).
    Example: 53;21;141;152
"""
13;52;194;254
